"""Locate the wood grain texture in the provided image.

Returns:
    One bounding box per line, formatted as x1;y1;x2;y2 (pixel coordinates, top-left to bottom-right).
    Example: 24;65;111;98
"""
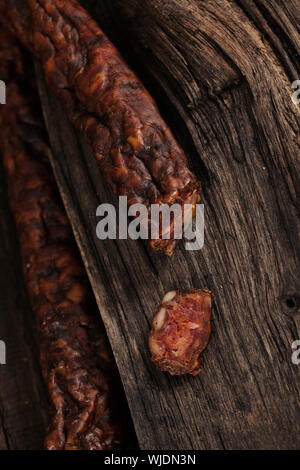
0;160;49;450
35;0;300;449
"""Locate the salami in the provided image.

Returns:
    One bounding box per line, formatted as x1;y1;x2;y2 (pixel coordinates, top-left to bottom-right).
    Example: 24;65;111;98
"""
149;289;212;375
0;29;128;450
1;0;201;255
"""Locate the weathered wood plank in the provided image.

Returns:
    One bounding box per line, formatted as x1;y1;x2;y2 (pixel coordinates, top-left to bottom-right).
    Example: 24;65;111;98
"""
35;0;300;449
0;159;49;450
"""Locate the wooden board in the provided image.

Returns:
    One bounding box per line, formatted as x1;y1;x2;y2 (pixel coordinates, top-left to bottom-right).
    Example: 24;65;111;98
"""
0;159;49;450
35;0;300;449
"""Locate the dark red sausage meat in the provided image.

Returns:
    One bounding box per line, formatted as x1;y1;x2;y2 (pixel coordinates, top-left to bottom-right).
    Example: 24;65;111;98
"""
149;289;212;375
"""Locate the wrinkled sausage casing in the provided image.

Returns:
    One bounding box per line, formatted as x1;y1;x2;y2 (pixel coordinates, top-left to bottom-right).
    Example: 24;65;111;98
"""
149;289;212;375
0;29;127;450
2;0;201;255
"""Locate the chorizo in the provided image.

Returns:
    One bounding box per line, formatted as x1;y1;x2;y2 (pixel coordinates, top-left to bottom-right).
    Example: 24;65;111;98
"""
149;289;212;375
1;0;201;255
0;29;129;450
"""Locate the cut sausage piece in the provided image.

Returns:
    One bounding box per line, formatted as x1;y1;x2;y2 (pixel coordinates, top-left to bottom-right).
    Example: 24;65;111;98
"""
149;289;212;375
1;0;201;255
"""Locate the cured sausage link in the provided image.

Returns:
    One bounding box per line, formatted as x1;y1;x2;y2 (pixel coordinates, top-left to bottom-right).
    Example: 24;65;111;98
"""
0;30;126;450
2;0;201;254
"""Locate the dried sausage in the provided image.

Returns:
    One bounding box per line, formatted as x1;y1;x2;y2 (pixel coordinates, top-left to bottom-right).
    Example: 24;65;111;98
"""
1;0;201;255
0;29;127;450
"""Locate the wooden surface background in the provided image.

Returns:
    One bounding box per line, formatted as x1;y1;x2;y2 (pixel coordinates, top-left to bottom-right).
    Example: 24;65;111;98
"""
0;0;299;449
